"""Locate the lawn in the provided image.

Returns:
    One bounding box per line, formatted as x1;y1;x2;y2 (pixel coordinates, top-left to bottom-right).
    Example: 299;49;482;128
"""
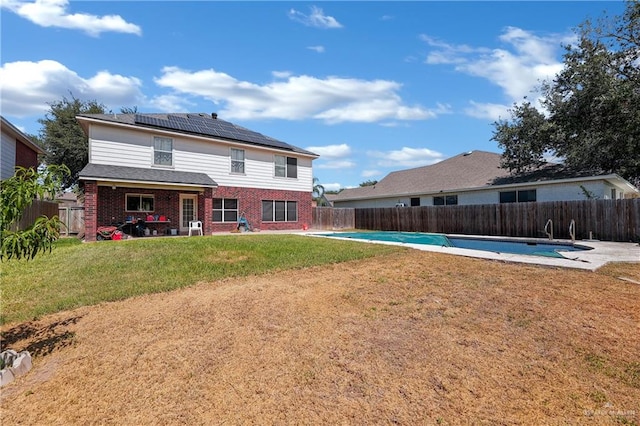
0;234;400;325
1;235;639;424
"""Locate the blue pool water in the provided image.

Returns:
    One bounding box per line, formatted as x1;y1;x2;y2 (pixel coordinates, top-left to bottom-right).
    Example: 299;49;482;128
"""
319;231;591;258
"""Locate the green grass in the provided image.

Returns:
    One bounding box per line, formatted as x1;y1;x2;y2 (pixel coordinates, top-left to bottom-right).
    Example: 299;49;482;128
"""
0;234;403;325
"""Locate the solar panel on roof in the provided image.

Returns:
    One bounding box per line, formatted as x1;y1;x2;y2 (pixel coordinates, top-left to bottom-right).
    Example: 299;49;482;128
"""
134;113;295;152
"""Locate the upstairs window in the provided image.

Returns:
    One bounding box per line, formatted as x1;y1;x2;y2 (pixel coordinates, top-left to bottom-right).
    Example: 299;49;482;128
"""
275;155;297;178
231;148;245;174
154;136;173;166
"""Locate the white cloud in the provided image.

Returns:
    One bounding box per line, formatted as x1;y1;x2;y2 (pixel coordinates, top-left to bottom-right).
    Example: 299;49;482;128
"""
361;169;381;178
305;144;351;159
307;45;325;53
422;27;576;117
155;66;443;123
1;0;141;36
320;182;342;192
288;6;342;29
368;147;444;168
316;160;356;169
0;60;144;116
272;70;292;79
464;101;511;121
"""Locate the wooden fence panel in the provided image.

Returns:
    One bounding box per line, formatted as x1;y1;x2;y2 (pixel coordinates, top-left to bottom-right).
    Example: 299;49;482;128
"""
312;207;354;230
322;198;639;242
10;200;60;231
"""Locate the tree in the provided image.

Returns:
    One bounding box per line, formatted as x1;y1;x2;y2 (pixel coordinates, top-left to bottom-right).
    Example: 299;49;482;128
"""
492;0;640;185
359;179;378;187
312;177;326;206
38;95;107;189
1;165;70;260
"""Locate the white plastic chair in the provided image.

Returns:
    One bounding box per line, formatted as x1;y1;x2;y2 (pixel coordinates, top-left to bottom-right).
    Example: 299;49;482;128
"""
188;220;203;236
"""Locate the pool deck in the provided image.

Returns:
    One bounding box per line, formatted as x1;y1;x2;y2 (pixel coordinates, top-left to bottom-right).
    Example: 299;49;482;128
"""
307;232;640;271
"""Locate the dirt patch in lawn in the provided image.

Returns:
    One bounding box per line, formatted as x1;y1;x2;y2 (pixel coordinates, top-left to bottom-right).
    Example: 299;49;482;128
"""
1;250;639;424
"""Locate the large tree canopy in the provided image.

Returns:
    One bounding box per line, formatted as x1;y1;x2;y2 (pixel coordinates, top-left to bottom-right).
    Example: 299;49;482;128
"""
38;96;107;189
492;0;640;186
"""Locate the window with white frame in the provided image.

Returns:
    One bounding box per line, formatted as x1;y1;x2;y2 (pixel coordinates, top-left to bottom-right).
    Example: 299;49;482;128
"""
153;136;173;166
213;198;238;222
126;194;154;212
274;155;297;178
230;148;245;174
262;200;297;222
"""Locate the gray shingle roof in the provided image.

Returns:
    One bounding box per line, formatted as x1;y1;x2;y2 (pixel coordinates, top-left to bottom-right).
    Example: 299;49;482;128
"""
76;113;318;157
334;151;511;200
79;164;217;187
333;150;625;201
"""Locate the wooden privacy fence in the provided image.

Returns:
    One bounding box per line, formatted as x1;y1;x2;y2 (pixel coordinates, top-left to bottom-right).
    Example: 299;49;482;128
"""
9;200;60;231
314;199;640;242
313;207;355;230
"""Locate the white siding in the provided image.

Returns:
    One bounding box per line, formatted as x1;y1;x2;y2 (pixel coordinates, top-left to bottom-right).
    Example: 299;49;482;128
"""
333;179;631;208
1;130;16;180
88;123;313;192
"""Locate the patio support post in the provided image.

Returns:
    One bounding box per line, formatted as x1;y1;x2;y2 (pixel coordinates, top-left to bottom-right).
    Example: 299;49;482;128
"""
84;180;98;242
203;187;213;235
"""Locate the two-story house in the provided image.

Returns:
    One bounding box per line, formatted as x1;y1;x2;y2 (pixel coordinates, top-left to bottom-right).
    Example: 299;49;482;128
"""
1;115;44;179
77;113;318;241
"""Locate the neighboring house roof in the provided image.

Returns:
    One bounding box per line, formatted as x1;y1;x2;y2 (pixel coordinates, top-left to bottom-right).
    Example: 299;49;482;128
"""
76;112;318;157
79;164;217;188
1;115;45;155
333;150;638;201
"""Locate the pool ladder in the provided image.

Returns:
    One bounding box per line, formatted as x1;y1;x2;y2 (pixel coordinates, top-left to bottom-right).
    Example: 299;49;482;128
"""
544;219;553;240
569;219;576;243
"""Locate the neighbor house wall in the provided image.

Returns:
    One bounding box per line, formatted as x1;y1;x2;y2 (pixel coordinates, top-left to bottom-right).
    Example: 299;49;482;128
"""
334;180;628;208
0;130;17;179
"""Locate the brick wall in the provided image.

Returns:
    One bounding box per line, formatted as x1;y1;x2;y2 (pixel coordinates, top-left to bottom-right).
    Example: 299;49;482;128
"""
211;186;312;232
89;184;312;239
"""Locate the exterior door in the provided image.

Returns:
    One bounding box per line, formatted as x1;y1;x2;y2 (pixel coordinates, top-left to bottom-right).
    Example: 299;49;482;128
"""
179;194;198;234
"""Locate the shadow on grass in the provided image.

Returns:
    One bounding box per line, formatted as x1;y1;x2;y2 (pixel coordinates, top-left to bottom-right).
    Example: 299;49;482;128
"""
0;315;83;356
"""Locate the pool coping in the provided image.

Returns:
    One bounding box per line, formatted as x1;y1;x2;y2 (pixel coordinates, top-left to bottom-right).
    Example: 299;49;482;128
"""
307;231;640;271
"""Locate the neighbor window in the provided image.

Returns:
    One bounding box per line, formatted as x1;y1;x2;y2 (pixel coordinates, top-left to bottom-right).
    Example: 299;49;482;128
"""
275;155;297;178
500;189;537;203
213;198;238;222
410;197;420;207
230;148;245;174
262;200;297;222
433;195;458;205
153;136;173;166
126;194;154;212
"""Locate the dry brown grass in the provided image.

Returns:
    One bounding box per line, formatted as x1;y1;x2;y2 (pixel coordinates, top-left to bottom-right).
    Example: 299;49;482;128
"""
1;250;639;425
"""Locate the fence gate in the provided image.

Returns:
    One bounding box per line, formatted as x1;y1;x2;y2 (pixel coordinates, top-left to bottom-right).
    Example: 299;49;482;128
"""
59;207;85;236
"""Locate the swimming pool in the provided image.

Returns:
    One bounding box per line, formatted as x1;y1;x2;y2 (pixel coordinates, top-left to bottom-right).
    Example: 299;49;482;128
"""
318;231;591;258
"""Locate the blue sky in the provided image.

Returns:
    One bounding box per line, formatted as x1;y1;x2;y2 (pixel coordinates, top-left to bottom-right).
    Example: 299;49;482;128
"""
0;1;626;191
